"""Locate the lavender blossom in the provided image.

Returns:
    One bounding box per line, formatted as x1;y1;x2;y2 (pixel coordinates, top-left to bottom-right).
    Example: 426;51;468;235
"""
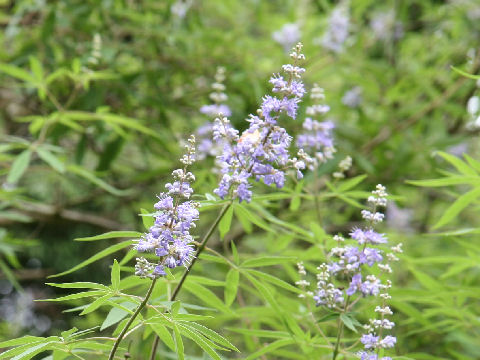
213;43;309;202
272;23;301;53
297;185;400;359
296;84;336;169
319;4;350;54
135;136;199;278
342;86;363;108
197;67;232;161
370;10;404;41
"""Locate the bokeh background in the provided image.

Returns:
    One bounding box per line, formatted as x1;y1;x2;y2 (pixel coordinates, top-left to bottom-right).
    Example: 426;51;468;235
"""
1;0;480;358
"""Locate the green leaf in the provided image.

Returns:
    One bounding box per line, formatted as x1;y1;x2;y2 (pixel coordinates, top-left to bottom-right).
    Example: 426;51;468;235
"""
173;324;184;360
463;154;480;173
50;240;134;277
140;208;154;230
0;63;35;83
42;290;105;302
151;324;175;351
183;281;232;314
29;56;44;81
177;324;223;359
11;341;57;360
436;151;477;176
7;149;32;184
60;328;78;340
407;177;480;187
101;301;136;331
234;204;253;233
0;336;45;348
433;187;480;229
186;322;239;352
336;174;367;192
46;282;109;290
171;300;181;315
244;338;296;360
231;241;239;264
224;269;239;306
246;269;301;294
67;164;131;196
36;148;65;173
227;328;289;339
340;313;358;333
451;66;480;80
75;231;142;241
234;204;273;233
80;293;112;315
317;312;340;323
241;256;296;268
219;204;234;239
111;259;120;290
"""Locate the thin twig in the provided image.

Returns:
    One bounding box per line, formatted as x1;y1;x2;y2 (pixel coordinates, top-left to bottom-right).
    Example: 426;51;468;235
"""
109;278;157;360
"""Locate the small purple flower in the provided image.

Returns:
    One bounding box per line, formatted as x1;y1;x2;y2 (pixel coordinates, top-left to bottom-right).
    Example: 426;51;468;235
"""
360;334;379;349
361;276;381;296
379;335;396;348
363;248;383;266
346;273;362;296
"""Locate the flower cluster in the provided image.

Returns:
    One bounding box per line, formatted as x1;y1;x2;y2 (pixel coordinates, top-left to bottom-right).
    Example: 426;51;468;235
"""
298;185;400;358
213;43;309;202
296;84;336;169
319;4;350;54
197;67;232;160
272;23;301;53
135;136;199;278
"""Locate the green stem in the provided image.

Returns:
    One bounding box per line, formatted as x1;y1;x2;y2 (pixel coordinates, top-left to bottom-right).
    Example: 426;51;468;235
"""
148;201;233;360
109;278;157;360
332;296;350;360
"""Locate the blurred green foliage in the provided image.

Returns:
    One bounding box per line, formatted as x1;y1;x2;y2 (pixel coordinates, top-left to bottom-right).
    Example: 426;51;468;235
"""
1;0;480;359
